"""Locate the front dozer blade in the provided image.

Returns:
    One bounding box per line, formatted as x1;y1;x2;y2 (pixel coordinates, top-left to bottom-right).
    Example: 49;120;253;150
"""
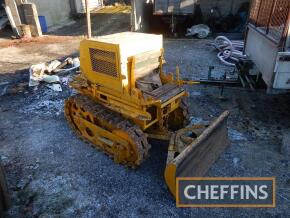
164;111;230;197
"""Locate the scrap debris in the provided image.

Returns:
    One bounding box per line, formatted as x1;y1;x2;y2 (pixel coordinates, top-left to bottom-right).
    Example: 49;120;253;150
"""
29;57;80;91
212;36;247;66
46;84;62;92
186;24;210;39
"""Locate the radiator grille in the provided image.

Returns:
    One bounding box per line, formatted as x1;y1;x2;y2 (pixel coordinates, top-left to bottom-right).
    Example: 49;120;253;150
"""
89;48;118;77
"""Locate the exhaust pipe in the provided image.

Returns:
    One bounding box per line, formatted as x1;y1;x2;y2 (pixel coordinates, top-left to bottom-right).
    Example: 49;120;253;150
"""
85;0;92;38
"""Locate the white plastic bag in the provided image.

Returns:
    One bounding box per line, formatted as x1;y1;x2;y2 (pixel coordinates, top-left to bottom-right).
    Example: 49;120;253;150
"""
186;24;211;39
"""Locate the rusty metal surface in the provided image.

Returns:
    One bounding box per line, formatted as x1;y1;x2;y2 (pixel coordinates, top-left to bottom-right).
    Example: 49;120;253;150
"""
165;111;230;196
175;111;229;176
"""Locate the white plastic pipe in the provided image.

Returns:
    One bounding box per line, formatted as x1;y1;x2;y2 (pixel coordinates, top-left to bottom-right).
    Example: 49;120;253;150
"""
214;36;247;66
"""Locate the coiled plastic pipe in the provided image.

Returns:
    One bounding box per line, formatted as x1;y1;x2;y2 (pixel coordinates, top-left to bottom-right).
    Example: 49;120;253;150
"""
214;36;247;66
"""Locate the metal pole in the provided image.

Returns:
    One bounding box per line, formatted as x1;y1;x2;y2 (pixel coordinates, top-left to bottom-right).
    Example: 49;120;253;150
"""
85;0;91;38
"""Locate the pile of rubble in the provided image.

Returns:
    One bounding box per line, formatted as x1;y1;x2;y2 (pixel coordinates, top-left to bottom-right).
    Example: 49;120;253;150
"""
29;57;80;92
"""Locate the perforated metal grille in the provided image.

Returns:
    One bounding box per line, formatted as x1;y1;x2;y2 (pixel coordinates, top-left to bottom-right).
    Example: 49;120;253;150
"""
89;48;118;77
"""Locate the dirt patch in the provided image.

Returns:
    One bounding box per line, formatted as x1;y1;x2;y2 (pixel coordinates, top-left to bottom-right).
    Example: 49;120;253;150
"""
0;36;78;49
0;39;80;74
0;13;131;75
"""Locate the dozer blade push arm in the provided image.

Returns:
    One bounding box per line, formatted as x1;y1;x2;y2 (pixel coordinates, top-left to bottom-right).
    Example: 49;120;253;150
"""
164;111;230;197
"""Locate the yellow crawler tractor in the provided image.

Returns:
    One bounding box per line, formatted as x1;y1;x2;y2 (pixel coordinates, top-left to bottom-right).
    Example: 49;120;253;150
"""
64;32;230;197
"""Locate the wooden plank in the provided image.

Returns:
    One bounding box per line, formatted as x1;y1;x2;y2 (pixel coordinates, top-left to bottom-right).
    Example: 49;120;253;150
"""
4;4;20;37
5;0;21;27
15;0;27;25
22;3;42;37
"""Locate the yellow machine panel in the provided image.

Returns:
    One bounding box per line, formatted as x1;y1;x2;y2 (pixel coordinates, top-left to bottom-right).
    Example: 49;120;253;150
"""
80;32;163;94
80;40;122;93
65;32;230;199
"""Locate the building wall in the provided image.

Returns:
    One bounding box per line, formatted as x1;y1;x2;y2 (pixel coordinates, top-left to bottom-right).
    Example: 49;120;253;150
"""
132;0;250;32
287;22;290;51
197;0;250;17
29;0;72;27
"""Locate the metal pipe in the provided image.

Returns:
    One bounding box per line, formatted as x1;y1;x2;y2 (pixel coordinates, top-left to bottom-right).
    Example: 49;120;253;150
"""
244;74;255;91
239;75;246;88
85;0;91;38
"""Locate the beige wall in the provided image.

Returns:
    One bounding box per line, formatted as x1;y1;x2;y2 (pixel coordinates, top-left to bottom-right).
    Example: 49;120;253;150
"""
29;0;71;27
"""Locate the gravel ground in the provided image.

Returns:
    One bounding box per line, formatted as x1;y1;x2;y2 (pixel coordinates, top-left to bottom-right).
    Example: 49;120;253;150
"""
163;39;235;80
0;38;290;217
